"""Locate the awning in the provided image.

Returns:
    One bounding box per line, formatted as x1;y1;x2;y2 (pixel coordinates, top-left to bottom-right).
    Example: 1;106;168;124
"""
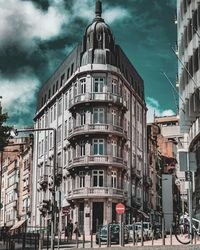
10;220;26;230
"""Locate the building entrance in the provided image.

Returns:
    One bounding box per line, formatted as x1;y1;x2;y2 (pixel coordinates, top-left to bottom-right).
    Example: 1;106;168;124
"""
92;202;103;233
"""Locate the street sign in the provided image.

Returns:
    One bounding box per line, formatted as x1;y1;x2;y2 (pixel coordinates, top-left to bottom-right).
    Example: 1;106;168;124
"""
116;203;125;214
62;207;70;215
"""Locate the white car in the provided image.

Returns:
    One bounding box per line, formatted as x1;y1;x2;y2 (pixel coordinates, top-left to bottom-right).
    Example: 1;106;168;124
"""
127;224;148;241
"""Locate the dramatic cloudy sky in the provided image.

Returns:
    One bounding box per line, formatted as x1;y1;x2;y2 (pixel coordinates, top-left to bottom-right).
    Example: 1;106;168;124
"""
0;0;177;127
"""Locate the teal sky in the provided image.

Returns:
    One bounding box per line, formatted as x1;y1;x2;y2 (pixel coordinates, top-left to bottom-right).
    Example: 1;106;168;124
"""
0;0;177;127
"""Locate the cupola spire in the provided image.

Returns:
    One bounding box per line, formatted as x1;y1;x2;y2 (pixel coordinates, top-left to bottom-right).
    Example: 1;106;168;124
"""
95;0;102;18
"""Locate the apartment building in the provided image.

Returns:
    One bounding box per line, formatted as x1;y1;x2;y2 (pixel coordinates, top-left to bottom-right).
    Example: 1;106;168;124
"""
177;0;200;218
32;1;147;235
0;138;33;231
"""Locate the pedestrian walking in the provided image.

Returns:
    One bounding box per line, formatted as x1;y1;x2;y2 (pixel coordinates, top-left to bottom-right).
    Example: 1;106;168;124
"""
73;222;81;238
65;219;73;241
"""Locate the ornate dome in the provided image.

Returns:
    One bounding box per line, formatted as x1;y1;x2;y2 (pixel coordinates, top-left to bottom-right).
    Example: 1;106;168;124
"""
81;0;116;66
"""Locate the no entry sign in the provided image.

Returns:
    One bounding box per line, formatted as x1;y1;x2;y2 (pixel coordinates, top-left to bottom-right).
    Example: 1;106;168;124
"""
116;203;125;214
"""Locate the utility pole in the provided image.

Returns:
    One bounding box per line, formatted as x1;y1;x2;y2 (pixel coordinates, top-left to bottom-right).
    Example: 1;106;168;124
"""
187;152;193;244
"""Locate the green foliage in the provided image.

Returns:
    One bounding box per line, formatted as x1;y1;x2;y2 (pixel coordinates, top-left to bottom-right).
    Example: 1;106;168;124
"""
0;112;12;151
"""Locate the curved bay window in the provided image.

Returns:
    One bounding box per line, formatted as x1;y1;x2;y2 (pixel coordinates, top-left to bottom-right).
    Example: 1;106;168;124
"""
92;170;104;187
93;108;104;123
94;78;104;93
93;139;104;155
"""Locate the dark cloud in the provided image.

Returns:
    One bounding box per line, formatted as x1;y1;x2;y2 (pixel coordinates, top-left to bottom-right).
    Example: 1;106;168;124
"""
0;0;177;126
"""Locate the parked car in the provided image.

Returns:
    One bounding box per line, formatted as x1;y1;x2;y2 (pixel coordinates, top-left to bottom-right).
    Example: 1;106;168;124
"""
96;224;129;244
127;224;148;241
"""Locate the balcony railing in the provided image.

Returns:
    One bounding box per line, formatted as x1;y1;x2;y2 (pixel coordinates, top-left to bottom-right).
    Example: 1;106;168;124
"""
67;187;127;200
132;168;142;179
68;155;127;169
68;124;127;140
69;92;127;110
39;175;48;189
132;197;141;208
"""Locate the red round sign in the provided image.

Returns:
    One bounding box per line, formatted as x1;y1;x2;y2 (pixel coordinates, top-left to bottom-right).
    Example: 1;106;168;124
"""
116;203;125;214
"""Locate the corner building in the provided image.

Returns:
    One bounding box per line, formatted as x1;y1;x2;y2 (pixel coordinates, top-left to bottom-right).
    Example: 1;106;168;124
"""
32;1;147;235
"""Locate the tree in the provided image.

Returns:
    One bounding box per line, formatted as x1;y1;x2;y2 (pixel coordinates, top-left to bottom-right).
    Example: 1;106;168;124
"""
0;111;11;151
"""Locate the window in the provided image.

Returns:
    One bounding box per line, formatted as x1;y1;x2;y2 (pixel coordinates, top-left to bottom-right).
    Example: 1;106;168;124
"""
80;141;86;156
92;170;104;187
64;120;68;138
94;78;104;92
65;92;68;110
93;139;104;155
58;98;62;117
71;63;74;76
74;83;78;96
112;110;117;125
69;88;72;102
64;149;67;166
67;68;70;79
93;108;104;123
79;171;85;188
69;117;72;131
112;79;117;94
49;132;53;148
53;104;56;120
111;140;117;157
56;81;58;91
111;171;117;188
50;107;53;123
57;126;62;144
45;135;48;152
60;74;65;87
80;78;86;93
80;110;86;125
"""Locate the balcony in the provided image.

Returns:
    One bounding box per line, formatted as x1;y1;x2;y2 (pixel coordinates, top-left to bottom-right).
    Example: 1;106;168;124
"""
143;176;153;187
67;187;127;200
68;155;127;170
39;175;48;190
132;168;142;180
132;197;141;208
68;124;127;141
13;200;17;209
69;93;127;111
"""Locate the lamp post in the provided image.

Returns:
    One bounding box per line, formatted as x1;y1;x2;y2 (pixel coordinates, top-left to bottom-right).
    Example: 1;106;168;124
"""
14;128;57;250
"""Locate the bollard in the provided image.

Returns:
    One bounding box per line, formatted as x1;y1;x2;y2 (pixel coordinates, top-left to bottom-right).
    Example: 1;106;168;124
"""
90;231;93;248
132;224;135;246
82;231;85;248
151;230;154;246
170;227;172;245
107;225;109;247
98;234;101;248
109;225;111;247
194;231;197;245
76;232;79;248
162;217;165;246
141;219;144;247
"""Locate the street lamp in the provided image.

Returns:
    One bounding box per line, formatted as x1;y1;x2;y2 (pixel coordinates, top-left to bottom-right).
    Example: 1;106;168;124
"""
13;127;57;250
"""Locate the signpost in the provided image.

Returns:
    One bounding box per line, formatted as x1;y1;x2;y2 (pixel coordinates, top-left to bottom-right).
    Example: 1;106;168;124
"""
116;203;125;214
116;203;125;246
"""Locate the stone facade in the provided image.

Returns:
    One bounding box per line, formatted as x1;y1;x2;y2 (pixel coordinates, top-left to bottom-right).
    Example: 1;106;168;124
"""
32;1;147;235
